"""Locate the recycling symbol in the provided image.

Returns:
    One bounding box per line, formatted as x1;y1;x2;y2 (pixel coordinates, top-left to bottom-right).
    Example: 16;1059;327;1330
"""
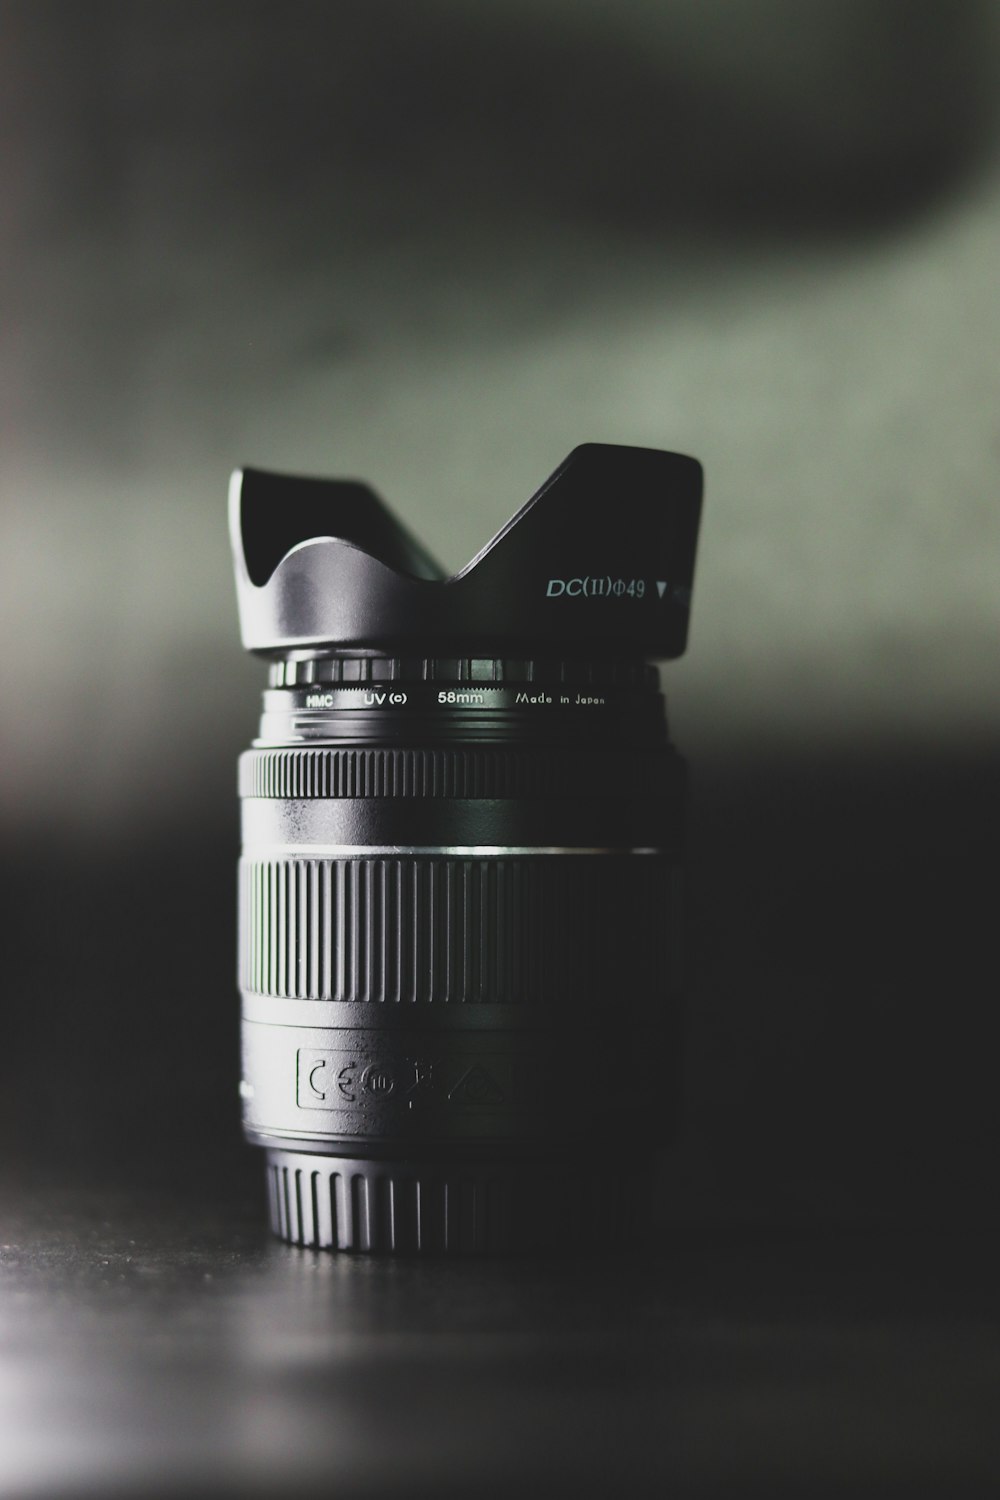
448;1063;505;1106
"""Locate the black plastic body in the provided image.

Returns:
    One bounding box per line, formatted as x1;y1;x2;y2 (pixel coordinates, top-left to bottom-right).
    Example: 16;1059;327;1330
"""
238;665;685;1252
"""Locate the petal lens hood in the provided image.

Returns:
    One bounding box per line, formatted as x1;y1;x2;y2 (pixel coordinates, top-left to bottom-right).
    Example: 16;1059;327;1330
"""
231;443;702;658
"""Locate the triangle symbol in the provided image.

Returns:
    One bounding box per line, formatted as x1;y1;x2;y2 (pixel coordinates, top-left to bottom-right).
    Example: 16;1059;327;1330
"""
448;1063;505;1105
656;580;668;599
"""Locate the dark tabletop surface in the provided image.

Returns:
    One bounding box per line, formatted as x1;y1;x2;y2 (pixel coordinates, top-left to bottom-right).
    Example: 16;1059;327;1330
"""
3;751;998;1498
3;1183;1000;1500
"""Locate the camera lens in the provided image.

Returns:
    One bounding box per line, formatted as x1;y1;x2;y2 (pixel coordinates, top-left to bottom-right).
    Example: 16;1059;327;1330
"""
231;445;702;1253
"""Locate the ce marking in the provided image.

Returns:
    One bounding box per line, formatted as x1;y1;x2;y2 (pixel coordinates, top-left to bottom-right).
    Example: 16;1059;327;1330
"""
303;1057;359;1103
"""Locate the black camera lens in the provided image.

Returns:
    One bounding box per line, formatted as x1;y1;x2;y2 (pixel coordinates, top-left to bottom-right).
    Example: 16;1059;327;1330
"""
231;444;702;1253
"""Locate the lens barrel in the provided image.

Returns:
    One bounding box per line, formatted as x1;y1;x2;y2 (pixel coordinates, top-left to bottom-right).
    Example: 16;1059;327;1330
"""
230;445;702;1253
238;656;685;1252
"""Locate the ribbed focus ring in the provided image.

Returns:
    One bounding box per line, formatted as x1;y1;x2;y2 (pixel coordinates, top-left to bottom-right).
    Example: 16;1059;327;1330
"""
266;1149;643;1253
239;855;672;1004
240;746;673;800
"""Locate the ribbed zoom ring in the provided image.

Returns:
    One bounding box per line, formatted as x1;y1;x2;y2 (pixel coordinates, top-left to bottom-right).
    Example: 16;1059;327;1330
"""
266;1149;645;1253
240;855;673;1004
240;746;674;799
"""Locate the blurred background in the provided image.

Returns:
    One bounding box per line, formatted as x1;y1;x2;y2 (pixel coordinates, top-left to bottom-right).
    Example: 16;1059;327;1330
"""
2;0;999;1227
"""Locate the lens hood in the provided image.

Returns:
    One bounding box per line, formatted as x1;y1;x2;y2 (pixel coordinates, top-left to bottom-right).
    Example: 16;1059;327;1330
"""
230;443;702;658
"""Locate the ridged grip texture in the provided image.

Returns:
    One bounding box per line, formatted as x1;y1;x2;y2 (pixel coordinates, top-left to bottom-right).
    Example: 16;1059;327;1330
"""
240;746;672;800
266;1149;645;1253
239;855;673;1004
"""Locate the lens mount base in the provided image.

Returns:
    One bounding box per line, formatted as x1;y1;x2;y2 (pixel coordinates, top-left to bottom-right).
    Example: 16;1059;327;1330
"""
264;1147;652;1255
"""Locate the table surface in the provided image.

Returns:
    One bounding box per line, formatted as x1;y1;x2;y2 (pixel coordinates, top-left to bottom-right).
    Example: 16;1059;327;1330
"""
2;1180;998;1500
